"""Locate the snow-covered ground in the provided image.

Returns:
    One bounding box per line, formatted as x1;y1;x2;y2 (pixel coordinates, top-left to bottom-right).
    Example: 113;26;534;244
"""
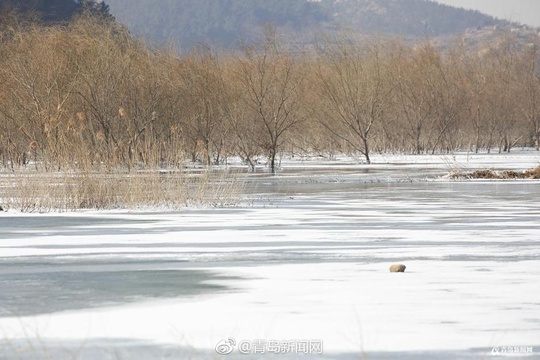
1;151;540;359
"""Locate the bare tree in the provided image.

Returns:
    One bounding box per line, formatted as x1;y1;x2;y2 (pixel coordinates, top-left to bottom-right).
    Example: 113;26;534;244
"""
236;31;305;173
485;36;523;153
222;59;261;172
518;43;540;150
0;25;83;170
316;38;392;164
462;52;490;153
428;48;466;154
392;44;439;154
180;47;229;166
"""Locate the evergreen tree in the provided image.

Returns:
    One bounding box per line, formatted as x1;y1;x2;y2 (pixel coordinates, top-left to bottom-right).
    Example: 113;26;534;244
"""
0;0;111;23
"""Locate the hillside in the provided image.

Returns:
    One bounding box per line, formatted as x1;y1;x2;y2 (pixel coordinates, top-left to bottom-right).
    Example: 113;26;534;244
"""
104;0;508;50
328;0;498;36
104;0;327;50
0;0;111;22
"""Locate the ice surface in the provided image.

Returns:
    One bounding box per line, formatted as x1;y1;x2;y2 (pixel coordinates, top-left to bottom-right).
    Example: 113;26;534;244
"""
1;151;539;359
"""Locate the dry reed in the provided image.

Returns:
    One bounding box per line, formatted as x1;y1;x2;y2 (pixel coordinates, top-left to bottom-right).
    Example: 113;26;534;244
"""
447;165;540;180
0;167;243;212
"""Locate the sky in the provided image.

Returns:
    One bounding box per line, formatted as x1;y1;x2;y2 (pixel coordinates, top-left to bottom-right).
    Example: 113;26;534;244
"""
431;0;540;27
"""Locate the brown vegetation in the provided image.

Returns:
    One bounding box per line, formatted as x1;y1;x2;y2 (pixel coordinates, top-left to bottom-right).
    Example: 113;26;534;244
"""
1;16;539;171
449;166;540;180
0;14;539;209
524;166;540;179
1;169;241;212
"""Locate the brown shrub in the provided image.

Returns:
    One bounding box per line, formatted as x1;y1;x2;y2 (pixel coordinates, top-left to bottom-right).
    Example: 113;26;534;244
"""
470;169;500;179
448;166;540;180
524;166;540;179
500;170;522;179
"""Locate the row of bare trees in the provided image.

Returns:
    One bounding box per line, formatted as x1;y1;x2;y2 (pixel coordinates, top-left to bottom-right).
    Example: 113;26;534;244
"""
1;17;539;172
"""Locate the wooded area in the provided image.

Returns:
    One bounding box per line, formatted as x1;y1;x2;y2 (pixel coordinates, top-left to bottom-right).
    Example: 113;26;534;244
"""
0;0;110;22
105;0;500;50
1;16;539;173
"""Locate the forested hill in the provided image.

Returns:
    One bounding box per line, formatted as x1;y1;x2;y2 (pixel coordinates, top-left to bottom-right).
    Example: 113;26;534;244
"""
330;0;498;36
105;0;505;50
0;0;111;22
106;0;328;49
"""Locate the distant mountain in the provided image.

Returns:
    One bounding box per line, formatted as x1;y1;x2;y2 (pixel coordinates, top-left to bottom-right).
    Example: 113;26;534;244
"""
327;0;499;36
104;0;511;50
104;0;327;50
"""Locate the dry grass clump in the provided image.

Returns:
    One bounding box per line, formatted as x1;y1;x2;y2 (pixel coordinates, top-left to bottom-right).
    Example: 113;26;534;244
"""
448;165;540;180
500;170;522;179
0;168;242;212
471;169;499;179
524;166;540;179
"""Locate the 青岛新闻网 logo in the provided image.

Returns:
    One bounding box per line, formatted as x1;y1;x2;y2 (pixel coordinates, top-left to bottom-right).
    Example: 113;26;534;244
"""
215;338;236;355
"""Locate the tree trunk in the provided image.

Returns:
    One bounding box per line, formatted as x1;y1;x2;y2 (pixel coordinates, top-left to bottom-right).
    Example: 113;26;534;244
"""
269;149;277;174
475;128;481;154
363;138;371;165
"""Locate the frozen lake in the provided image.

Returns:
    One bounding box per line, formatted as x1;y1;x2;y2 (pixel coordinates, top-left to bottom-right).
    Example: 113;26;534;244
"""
1;153;540;359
